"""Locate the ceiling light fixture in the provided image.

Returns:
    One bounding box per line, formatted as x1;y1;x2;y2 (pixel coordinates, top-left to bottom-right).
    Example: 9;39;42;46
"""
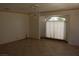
32;4;40;16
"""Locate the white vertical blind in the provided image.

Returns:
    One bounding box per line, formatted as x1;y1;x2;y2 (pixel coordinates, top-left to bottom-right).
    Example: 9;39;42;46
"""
54;22;65;39
46;22;51;37
50;22;54;38
46;21;65;40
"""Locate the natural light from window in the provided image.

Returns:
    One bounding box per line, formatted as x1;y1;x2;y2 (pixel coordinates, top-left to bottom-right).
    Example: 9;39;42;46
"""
48;17;66;21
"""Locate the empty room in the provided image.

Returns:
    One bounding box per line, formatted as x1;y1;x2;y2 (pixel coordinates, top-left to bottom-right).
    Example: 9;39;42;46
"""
0;3;79;56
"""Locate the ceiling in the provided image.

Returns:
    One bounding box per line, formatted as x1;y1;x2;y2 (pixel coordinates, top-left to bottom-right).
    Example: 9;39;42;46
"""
0;3;79;13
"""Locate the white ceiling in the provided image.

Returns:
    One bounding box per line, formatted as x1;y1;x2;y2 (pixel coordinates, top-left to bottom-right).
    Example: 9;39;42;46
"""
0;3;79;13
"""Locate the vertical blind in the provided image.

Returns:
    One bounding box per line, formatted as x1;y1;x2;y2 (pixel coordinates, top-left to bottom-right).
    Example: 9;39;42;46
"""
46;21;65;40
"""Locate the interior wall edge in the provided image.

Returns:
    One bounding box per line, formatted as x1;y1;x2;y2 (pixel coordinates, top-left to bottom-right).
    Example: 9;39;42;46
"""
0;10;28;15
40;9;79;16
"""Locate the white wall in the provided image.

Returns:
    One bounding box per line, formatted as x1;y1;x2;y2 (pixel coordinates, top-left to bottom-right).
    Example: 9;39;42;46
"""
1;9;79;46
69;14;79;46
29;13;40;39
40;9;79;46
39;16;46;37
0;12;29;44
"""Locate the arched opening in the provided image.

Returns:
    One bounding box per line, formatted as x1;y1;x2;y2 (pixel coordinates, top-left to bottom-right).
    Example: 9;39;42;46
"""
46;16;66;40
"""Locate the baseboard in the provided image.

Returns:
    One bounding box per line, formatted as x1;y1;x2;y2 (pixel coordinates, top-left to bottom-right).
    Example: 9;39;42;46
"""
40;37;68;43
0;37;28;45
68;41;79;46
27;37;40;40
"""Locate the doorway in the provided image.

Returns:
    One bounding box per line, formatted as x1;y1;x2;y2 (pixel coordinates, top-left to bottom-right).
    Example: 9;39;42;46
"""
46;16;66;40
